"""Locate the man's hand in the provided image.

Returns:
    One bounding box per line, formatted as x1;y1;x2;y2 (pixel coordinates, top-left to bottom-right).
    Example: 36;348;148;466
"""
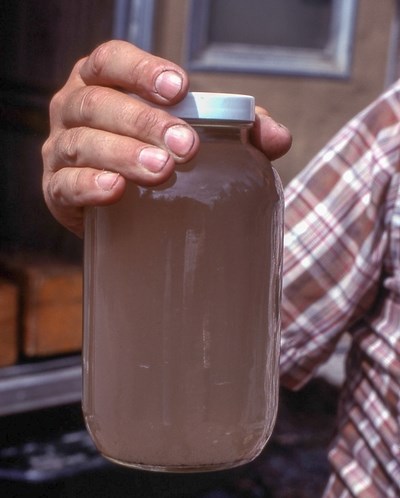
42;40;291;237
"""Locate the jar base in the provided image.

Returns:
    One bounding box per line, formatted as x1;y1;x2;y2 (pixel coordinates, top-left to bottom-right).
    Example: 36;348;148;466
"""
102;453;255;473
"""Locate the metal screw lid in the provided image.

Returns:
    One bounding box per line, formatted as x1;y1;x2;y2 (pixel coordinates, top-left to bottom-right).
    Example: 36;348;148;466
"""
166;92;255;122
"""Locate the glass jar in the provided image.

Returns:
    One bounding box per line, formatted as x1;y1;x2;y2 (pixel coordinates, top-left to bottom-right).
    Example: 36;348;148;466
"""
83;92;284;472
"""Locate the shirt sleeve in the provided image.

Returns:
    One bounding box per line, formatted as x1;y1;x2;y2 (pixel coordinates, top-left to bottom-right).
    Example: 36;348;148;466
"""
280;86;400;389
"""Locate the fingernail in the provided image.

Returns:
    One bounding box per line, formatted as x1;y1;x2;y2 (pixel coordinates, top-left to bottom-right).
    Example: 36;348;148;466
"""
155;70;183;100
139;147;169;173
164;125;195;158
96;171;120;191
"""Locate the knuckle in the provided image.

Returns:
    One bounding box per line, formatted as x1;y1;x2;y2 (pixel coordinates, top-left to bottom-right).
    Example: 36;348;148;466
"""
58;128;84;165
49;90;62;112
127;57;151;88
43;170;85;236
88;42;113;77
42;171;51;204
50;168;84;204
48;89;64;121
78;86;107;123
42;128;83;170
41;137;52;162
70;168;86;198
127;106;162;136
44;171;61;207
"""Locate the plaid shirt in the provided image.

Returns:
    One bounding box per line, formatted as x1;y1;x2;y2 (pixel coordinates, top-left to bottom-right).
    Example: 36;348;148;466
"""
280;80;400;497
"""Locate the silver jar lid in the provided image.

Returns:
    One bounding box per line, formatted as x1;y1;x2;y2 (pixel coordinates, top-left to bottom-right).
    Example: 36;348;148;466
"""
166;92;255;122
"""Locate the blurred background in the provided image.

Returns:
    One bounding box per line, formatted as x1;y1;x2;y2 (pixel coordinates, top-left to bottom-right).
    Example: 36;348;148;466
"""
0;0;399;496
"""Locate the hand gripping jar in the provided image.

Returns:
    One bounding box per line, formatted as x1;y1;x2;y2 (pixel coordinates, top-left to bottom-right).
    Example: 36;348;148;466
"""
83;92;284;472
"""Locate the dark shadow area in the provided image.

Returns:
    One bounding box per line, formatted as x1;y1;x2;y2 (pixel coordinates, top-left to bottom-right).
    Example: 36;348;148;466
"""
0;379;338;497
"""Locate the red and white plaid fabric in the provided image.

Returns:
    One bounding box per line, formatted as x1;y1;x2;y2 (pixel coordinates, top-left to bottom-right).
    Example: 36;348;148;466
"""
280;80;400;496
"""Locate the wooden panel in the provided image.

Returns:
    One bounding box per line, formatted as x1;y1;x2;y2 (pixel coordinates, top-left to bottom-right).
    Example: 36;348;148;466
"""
0;254;83;357
0;279;18;367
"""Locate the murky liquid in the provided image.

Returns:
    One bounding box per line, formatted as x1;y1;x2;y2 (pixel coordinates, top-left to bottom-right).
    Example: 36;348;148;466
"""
83;132;283;471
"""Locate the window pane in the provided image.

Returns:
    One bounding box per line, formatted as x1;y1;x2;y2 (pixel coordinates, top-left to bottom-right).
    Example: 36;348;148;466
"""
208;0;332;50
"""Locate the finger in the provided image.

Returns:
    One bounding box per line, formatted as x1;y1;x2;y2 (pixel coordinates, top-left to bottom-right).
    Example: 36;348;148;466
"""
43;125;179;186
59;86;198;162
251;107;292;161
79;40;188;104
43;167;126;237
